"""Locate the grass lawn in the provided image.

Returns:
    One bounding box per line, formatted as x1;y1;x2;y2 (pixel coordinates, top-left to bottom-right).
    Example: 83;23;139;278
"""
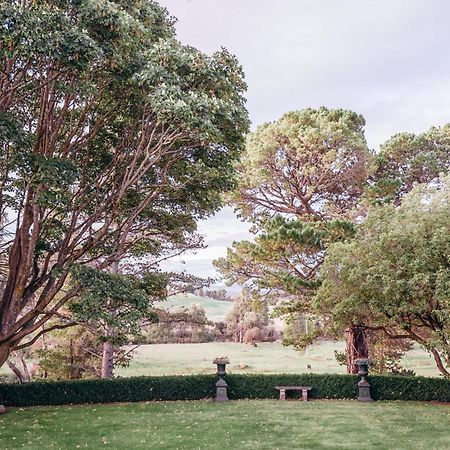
114;341;440;377
1;400;449;449
155;294;233;322
0;341;440;380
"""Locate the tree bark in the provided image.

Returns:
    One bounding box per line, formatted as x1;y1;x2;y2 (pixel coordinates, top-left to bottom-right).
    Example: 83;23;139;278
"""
6;353;31;383
345;325;368;374
100;335;114;379
100;256;119;379
0;347;10;369
430;348;450;378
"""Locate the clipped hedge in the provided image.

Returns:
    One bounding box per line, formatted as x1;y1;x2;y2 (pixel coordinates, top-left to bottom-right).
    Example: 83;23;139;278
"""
370;374;450;402
227;374;450;402
1;373;449;407
0;375;216;407
226;374;359;400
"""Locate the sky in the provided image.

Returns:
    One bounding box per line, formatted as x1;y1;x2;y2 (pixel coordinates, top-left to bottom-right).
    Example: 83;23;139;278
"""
159;0;450;285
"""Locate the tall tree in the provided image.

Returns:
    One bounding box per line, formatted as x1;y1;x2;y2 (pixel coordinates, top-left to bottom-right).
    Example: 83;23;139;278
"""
0;0;248;368
315;176;450;377
216;111;450;373
215;107;372;371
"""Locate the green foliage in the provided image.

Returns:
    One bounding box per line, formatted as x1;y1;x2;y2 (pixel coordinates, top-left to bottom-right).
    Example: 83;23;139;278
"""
0;0;249;364
139;304;218;344
2;373;450;407
283;314;321;350
367;335;415;376
369;375;450;402
1;375;216;407
35;327;100;380
226;373;358;400
215;216;355;313
231;107;372;221
69;266;161;345
368;125;450;204
316;175;450;376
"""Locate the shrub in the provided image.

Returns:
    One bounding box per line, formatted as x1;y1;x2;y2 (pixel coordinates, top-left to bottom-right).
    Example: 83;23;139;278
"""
226;374;359;400
0;375;216;407
369;374;450;402
1;373;449;407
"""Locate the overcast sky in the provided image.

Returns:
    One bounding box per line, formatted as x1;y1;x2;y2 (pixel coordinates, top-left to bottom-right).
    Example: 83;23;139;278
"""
159;0;450;284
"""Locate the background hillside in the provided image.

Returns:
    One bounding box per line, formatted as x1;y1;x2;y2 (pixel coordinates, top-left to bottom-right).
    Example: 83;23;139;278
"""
155;293;233;322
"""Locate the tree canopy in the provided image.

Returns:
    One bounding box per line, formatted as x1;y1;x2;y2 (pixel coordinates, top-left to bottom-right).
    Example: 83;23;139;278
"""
0;0;249;367
216;107;450;373
215;108;370;342
231;107;372;222
367;124;450;204
315;176;450;377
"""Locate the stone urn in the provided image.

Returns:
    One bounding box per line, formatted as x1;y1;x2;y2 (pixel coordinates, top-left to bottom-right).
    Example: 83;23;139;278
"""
213;357;229;377
355;358;373;402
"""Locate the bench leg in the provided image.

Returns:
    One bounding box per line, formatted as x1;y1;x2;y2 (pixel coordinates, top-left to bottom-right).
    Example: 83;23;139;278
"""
301;389;308;402
279;389;286;400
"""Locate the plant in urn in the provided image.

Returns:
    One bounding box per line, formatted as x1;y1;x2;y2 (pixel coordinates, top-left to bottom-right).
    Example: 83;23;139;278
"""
213;357;229;377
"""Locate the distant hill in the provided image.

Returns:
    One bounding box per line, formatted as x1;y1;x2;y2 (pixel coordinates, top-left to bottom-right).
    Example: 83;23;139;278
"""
155;293;233;322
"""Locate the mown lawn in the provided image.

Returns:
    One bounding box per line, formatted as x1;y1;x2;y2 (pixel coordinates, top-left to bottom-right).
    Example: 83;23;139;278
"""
1;400;449;449
114;341;439;377
0;341;440;381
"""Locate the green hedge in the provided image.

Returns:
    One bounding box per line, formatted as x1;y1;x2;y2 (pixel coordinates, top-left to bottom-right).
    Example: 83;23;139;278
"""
1;373;449;407
226;374;359;400
370;375;450;402
0;375;216;407
227;374;450;402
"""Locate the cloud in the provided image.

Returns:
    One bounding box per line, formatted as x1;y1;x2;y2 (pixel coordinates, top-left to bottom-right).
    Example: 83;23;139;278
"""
160;207;252;281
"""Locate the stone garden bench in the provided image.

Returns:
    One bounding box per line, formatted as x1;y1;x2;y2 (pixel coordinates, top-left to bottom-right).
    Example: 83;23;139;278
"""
275;386;312;401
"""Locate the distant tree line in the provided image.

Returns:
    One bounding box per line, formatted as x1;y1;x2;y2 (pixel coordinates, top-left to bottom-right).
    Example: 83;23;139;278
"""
194;288;234;302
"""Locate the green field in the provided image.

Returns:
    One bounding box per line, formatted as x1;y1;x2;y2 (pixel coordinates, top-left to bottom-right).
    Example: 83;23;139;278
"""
2;293;441;380
155;294;232;322
1;400;449;449
0;340;440;380
115;341;440;377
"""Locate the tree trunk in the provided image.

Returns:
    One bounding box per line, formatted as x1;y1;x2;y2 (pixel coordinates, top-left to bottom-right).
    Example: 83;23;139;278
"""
100;257;119;379
6;352;31;383
431;348;450;378
101;336;114;379
345;325;368;374
0;346;10;370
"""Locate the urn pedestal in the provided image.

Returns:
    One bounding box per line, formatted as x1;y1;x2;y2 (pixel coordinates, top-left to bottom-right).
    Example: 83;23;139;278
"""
215;377;229;402
213;358;229;402
355;358;373;402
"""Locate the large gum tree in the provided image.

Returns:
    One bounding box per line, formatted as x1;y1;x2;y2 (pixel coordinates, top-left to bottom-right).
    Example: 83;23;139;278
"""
0;0;249;369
